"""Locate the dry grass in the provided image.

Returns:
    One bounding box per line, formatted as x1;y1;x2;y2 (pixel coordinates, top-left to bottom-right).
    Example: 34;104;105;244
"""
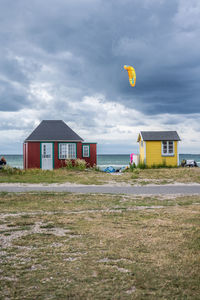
0;192;200;299
1;167;200;186
113;167;200;185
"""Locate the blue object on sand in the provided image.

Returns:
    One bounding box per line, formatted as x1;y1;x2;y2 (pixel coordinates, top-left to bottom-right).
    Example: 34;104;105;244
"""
104;166;116;173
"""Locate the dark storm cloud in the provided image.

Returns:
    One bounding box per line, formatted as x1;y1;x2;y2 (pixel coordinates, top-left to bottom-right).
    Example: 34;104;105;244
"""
0;0;200;115
0;79;29;111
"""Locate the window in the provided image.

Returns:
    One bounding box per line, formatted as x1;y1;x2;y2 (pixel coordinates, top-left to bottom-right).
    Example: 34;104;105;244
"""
83;145;90;157
42;144;51;158
59;143;76;159
162;141;174;156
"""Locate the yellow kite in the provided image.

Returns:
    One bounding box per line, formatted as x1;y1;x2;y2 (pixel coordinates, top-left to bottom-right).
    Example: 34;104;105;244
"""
124;65;136;87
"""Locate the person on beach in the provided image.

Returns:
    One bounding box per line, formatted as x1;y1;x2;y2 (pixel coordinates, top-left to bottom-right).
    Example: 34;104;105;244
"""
0;156;7;166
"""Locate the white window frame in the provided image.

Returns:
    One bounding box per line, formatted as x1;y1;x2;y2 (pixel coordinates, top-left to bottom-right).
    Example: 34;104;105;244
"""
59;143;76;159
162;141;174;156
83;145;90;158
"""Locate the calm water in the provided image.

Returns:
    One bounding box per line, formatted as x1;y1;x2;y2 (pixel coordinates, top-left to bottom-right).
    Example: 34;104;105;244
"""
0;155;23;169
1;154;200;169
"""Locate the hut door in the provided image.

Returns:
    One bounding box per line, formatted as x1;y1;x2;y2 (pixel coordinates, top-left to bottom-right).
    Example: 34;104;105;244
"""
41;143;53;170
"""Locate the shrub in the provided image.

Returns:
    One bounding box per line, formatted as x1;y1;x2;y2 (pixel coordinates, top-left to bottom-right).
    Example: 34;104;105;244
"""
123;163;137;172
129;162;136;171
65;159;73;169
65;159;87;170
74;159;86;170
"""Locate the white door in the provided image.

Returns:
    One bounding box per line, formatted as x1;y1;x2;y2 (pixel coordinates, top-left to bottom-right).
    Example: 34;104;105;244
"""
41;143;53;170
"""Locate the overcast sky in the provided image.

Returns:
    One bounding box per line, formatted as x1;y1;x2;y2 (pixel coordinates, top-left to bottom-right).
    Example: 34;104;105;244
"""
0;0;200;154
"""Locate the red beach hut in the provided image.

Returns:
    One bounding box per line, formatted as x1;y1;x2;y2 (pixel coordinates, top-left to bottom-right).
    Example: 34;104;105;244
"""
23;120;97;170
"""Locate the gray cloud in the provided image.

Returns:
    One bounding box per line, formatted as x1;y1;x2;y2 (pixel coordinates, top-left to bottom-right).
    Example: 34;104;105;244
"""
1;0;199;113
0;0;200;152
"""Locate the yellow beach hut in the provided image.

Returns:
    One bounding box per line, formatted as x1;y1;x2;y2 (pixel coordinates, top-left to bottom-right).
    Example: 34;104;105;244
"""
137;131;181;167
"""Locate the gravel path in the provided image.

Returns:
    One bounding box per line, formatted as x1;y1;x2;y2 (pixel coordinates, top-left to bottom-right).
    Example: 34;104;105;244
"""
0;183;200;194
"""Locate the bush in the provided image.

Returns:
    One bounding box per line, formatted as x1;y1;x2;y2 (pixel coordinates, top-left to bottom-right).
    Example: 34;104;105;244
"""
74;159;86;170
65;159;73;169
123;163;137;172
65;159;87;170
129;162;136;171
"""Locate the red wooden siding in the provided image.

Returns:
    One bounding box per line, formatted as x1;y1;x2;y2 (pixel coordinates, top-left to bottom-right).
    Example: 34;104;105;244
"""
53;142;62;168
77;142;82;161
24;141;97;169
23;143;26;169
23;142;40;169
82;143;97;167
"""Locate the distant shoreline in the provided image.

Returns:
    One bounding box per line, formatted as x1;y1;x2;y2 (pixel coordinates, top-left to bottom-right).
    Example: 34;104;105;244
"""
1;153;200;155
1;154;200;169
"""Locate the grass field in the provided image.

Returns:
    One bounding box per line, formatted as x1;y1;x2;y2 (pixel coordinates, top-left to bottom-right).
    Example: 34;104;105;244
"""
1;167;200;185
0;192;200;299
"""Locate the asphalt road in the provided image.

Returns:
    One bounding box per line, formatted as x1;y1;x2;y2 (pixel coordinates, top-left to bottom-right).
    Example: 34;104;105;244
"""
0;184;200;195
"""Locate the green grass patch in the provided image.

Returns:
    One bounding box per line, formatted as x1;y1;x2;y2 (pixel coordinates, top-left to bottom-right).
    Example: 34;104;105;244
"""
0;168;107;184
1;166;200;185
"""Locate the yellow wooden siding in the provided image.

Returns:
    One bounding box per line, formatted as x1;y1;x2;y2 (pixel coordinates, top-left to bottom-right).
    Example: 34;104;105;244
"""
146;141;178;166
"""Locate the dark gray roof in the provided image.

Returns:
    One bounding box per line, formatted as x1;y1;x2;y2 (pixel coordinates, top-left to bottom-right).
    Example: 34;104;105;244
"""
25;120;84;142
139;131;181;141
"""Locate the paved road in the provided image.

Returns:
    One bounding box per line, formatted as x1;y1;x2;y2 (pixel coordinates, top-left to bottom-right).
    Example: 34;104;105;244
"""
0;184;200;195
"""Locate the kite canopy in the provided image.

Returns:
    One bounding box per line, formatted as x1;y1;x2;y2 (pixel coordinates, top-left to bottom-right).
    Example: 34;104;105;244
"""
124;65;136;87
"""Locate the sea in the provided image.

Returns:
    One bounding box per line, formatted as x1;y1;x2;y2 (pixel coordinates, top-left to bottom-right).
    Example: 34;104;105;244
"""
1;154;200;169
